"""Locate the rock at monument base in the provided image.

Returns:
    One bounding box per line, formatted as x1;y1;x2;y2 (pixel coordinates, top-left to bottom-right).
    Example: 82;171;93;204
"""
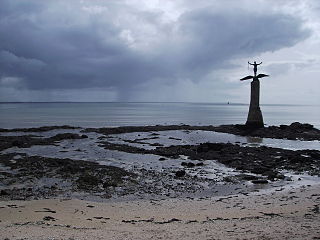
245;121;264;129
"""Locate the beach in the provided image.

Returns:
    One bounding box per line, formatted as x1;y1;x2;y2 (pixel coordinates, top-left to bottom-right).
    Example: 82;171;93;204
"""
0;123;320;239
1;183;320;240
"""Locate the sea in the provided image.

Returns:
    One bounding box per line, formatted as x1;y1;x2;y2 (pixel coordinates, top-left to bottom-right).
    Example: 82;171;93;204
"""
0;102;319;129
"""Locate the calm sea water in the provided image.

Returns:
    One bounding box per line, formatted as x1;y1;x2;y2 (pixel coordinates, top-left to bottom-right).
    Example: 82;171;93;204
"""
0;102;319;129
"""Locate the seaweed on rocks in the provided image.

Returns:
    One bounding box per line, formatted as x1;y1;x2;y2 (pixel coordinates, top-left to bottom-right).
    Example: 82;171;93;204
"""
1;122;319;201
213;122;320;141
0;153;135;200
84;125;216;136
0;133;87;151
1;121;318;141
0;153;211;201
98;141;320;177
85;122;320;141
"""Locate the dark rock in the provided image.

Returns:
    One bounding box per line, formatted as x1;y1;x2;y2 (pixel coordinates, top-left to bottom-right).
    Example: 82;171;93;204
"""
197;143;224;152
181;162;195;168
245;122;264;130
223;176;235;183
175;170;186;178
290;122;314;130
11;140;24;147
263;171;285;181
0;125;79;133
0;189;10;196
251;167;271;175
77;174;101;190
279;125;288;130
238;174;259;181
50;133;83;141
158;157;166;161
213;122;320;141
252;179;268;184
103;180;119;188
81;135;89;138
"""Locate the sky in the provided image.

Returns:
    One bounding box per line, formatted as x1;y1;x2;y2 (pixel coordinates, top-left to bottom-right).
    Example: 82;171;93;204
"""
0;0;319;104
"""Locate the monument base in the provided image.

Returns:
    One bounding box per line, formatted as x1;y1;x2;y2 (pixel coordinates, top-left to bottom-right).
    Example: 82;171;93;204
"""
246;106;264;128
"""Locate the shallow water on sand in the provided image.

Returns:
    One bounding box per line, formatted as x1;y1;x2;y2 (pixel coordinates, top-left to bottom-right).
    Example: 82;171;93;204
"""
109;130;320;151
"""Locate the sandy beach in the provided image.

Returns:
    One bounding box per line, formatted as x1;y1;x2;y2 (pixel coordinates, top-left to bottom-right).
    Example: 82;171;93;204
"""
1;123;320;239
1;182;320;240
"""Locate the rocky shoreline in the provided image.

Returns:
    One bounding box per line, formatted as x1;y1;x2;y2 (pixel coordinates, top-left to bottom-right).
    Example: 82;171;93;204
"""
83;121;320;141
1;121;319;141
98;141;320;178
0;122;319;202
0;152;209;201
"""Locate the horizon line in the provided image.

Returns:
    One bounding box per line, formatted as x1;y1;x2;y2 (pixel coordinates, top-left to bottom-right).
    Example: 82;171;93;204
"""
0;101;318;107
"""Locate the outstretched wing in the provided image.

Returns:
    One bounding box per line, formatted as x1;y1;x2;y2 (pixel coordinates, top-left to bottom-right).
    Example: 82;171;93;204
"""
256;74;269;78
240;75;254;81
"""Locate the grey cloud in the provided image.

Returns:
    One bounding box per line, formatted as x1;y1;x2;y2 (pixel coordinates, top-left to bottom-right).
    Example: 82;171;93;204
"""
266;58;318;77
265;63;293;76
0;0;311;101
174;9;310;72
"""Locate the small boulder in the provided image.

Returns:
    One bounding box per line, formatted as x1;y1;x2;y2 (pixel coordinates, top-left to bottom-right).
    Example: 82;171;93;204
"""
238;174;259;181
198;143;224;152
0;189;10;196
251;167;271;174
279;125;288;130
181;162;195;168
263;171;285;181
290;122;314;130
252;179;268;184
11;140;24;147
175;170;186;178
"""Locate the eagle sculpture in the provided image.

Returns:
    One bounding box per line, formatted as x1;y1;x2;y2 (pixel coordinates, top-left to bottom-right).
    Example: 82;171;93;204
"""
240;74;269;81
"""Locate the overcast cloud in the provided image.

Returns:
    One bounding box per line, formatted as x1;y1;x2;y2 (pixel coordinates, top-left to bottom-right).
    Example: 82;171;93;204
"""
0;0;319;104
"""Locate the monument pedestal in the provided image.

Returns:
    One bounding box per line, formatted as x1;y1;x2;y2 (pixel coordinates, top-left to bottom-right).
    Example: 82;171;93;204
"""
245;77;264;128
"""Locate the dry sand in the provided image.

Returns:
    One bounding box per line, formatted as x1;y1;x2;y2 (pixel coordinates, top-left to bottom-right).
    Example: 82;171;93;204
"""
1;183;320;240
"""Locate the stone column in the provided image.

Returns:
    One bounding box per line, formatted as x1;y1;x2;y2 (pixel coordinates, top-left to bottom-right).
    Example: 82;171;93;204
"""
246;77;264;128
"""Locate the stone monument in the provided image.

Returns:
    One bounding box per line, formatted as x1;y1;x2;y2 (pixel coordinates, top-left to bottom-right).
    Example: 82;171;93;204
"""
240;61;269;128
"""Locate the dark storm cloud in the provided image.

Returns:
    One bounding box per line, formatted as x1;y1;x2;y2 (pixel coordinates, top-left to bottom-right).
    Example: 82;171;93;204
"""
0;0;311;98
164;8;310;80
